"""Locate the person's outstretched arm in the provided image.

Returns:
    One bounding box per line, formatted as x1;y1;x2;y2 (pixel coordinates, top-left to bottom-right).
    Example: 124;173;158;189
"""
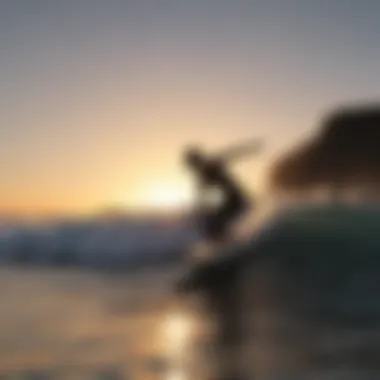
215;139;264;163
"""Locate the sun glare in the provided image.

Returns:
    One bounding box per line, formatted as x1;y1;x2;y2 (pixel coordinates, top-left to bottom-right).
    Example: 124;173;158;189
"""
143;182;192;210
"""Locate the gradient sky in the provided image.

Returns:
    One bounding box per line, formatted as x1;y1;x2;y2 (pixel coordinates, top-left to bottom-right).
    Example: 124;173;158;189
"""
1;0;380;216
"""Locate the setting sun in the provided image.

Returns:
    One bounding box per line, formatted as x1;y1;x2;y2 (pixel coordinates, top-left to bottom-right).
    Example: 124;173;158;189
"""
139;181;193;210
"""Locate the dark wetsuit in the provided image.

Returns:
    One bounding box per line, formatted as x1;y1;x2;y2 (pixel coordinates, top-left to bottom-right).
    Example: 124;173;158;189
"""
195;159;249;241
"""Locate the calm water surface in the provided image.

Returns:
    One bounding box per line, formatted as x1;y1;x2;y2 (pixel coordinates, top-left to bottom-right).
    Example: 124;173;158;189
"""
1;266;378;380
0;266;200;379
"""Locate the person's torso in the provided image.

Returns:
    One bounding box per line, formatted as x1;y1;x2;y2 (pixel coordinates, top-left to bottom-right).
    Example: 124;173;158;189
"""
198;160;246;204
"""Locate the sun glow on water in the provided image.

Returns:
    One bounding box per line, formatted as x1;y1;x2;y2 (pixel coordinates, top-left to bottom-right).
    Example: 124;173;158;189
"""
161;311;195;380
163;312;193;354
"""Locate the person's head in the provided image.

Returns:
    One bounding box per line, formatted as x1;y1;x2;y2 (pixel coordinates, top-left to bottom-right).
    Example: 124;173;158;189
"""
184;146;206;169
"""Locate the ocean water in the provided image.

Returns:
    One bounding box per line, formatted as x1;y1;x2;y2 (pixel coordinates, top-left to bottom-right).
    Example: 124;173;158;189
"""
1;261;379;380
0;266;189;380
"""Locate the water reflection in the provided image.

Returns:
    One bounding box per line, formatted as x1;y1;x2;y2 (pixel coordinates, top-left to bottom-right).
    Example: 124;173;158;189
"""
163;312;193;356
165;369;186;380
161;310;195;380
159;294;224;380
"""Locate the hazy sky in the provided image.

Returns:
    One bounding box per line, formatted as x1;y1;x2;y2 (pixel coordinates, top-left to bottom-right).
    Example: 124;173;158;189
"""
1;0;380;216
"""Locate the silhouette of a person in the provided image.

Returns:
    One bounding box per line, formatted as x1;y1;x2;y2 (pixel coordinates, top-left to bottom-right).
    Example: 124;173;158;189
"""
184;146;252;242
